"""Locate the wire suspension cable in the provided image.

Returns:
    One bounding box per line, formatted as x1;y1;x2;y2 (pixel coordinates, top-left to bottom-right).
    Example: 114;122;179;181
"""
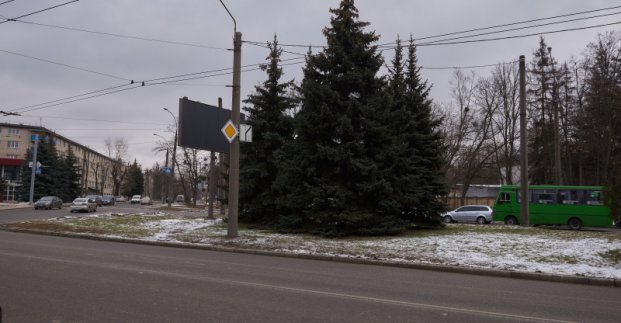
0;0;79;25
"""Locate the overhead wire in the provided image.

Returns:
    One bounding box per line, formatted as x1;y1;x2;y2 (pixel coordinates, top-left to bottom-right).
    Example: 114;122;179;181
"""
7;56;306;113
381;10;621;47
13;19;231;51
379;4;621;46
0;0;79;25
0;48;131;81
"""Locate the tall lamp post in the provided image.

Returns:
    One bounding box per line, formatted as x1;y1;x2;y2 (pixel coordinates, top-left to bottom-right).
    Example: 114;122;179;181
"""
163;108;178;208
220;0;241;238
154;133;170;204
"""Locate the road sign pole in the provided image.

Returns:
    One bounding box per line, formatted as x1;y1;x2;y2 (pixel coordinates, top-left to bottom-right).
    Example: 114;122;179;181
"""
228;31;241;239
29;135;39;205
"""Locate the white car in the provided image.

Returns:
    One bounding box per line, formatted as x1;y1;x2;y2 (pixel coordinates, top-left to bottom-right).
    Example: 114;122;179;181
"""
443;205;493;224
70;198;97;213
140;196;152;205
130;195;141;204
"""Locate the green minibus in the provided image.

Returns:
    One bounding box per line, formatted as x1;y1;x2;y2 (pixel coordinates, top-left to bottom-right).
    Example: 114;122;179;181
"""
492;185;612;230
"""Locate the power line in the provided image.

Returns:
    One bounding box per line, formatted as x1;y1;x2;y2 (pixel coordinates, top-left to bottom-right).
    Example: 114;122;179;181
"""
245;5;621;50
14;19;231;51
0;0;79;25
0;48;131;81
381;10;621;47
422;61;517;70
20;115;168;126
415;20;621;47
379;4;621;46
0;1;15;7
8;57;306;113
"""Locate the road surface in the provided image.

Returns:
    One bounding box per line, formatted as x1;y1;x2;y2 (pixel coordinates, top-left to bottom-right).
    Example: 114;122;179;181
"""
0;230;620;322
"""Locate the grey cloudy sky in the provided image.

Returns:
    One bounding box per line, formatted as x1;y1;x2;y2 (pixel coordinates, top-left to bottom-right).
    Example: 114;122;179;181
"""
1;0;618;168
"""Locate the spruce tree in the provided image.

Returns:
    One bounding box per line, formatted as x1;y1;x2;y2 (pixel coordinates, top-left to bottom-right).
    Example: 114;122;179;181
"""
58;147;82;202
240;35;296;225
18;137;61;201
274;0;404;236
403;37;447;224
122;159;144;197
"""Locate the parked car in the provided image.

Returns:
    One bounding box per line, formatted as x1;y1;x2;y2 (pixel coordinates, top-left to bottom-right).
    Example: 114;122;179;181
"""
101;195;116;206
175;195;185;203
443;205;493;224
70;197;97;213
34;196;63;210
140;196;152;205
130;195;141;204
85;195;103;206
116;196;127;202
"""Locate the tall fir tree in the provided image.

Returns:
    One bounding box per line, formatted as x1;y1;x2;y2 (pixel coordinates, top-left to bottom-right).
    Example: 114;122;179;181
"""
57;147;82;201
274;0;405;236
527;37;555;184
122;159;144;197
403;36;447;223
386;37;446;226
18;137;62;201
240;35;296;225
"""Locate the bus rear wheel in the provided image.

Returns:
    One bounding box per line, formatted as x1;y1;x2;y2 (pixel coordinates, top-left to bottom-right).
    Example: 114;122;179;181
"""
505;216;518;225
568;218;582;230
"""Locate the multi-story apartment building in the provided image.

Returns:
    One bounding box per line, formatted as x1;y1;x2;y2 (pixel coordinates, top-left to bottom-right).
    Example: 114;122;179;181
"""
0;123;120;201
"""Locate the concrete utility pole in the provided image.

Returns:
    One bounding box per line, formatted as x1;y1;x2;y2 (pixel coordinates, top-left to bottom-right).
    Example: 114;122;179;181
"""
519;56;530;226
220;0;240;238
164;107;178;207
28;134;39;205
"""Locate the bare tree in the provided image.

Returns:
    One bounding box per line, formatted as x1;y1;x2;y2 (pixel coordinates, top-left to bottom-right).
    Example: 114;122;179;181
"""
178;147;210;207
105;137;129;196
489;63;520;184
442;70;496;204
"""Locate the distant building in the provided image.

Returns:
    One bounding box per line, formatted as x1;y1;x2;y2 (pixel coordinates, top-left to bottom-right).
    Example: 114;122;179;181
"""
446;184;501;209
0;123;120;201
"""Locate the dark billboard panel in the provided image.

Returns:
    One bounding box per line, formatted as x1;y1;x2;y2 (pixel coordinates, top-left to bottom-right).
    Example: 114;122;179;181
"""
178;97;233;153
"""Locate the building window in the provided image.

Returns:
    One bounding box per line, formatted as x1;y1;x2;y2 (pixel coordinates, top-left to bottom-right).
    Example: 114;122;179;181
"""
7;141;18;149
7;154;18;159
8;128;19;135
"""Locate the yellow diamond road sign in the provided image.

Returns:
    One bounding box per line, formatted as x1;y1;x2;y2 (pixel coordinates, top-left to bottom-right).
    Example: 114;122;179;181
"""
221;120;238;143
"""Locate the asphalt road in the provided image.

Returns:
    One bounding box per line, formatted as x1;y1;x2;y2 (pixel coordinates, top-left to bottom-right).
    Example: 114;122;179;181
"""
1;230;620;322
0;201;153;224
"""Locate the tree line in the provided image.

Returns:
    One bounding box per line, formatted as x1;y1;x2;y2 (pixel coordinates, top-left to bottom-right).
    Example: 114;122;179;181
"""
239;0;446;236
439;33;621;202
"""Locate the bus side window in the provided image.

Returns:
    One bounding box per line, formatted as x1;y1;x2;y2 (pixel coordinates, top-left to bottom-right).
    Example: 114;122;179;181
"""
559;190;579;205
497;192;511;204
584;190;603;206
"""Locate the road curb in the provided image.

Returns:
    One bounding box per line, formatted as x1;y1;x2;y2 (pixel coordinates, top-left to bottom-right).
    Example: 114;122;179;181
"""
1;226;619;288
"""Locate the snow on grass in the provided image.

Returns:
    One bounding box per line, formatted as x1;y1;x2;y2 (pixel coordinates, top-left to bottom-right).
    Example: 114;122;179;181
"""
20;213;621;279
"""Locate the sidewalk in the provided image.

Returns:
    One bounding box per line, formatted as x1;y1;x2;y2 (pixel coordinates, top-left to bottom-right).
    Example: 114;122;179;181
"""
0;202;31;210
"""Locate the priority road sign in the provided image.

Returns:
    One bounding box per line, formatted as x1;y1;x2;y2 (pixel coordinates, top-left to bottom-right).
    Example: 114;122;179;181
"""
221;120;238;143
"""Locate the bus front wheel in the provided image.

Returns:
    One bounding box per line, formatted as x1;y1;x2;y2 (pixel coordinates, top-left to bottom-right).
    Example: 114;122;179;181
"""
568;218;583;230
505;216;518;225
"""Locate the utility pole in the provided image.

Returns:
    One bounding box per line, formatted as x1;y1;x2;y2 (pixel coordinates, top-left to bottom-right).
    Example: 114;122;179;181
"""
548;47;562;185
228;31;241;238
28;134;39;205
519;56;529;226
164;108;178;207
220;0;240;238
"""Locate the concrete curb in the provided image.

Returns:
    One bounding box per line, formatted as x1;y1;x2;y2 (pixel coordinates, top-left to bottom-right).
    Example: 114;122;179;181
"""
1;226;619;288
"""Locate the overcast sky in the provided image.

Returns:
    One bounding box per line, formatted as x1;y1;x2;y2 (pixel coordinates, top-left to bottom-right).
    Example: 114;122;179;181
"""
1;0;619;168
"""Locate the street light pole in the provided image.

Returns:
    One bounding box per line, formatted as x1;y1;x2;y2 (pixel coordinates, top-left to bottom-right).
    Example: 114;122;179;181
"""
154;133;170;204
164;108;178;208
220;0;240;238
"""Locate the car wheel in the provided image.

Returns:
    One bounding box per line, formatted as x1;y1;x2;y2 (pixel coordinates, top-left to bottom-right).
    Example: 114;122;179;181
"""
443;215;453;223
505;216;518;225
476;216;486;225
568;218;582;230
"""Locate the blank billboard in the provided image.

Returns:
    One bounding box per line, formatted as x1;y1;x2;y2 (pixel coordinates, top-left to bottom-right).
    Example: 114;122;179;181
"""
178;97;241;153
